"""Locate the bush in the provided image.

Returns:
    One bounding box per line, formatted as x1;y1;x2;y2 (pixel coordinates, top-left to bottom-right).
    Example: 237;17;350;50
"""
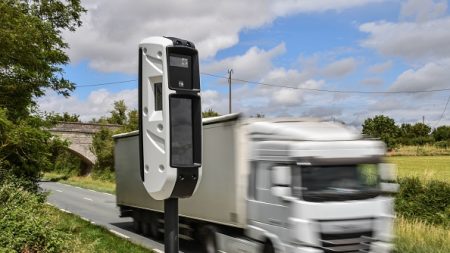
434;140;450;149
91;128;115;172
395;177;450;227
0;109;60;191
0;176;69;252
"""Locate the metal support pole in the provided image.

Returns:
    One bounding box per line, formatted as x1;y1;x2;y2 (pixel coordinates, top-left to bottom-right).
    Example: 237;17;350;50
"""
164;198;179;253
228;69;233;114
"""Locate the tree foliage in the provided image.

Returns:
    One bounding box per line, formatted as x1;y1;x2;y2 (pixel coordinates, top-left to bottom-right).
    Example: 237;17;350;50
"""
108;100;127;125
432;126;450;141
0;0;85;119
202;108;220;118
362;115;450;148
45;112;80;123
362;115;400;148
90;101;139;174
0;108;65;188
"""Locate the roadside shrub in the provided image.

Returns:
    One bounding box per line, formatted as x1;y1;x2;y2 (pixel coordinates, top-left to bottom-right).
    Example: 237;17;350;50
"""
434;140;450;149
395;177;450;227
91;127;115;172
0;109;57;191
0;177;69;252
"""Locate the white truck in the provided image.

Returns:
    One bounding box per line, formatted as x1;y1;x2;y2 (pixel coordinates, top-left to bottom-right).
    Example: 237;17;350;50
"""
113;113;396;253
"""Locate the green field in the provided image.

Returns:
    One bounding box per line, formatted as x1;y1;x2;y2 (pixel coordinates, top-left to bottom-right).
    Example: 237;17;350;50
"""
387;156;450;182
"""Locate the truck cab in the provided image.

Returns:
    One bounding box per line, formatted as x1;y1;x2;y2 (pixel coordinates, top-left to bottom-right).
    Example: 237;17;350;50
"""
244;120;395;253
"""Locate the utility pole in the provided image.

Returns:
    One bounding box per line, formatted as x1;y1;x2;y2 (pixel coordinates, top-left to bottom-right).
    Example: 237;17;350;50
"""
228;69;233;114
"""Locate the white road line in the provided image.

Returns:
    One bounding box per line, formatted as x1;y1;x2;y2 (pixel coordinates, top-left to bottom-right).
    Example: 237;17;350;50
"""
88;189;96;192
81;217;89;222
83;197;93;201
56;189;63;193
46;202;54;207
90;221;96;225
153;249;164;253
109;229;130;239
60;209;72;214
103;192;114;196
75;186;81;189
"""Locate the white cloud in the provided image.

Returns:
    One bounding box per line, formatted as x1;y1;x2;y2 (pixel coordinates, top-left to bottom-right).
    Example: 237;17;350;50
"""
359;17;450;61
64;0;382;73
302;106;343;118
368;60;392;73
400;0;447;22
321;57;357;78
38;88;138;121
390;58;450;92
361;77;384;86
272;0;382;16
201;90;228;114
203;43;286;81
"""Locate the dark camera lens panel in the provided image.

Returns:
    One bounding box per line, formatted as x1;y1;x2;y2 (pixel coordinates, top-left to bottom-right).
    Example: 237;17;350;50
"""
170;56;189;68
170;97;193;166
168;53;193;90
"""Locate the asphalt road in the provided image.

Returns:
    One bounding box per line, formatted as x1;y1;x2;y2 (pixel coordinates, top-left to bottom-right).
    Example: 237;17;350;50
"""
40;181;199;253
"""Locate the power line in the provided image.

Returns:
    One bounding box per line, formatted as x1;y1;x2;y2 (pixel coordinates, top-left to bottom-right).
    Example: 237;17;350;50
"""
75;79;136;87
201;72;450;94
73;74;450;95
433;94;450;128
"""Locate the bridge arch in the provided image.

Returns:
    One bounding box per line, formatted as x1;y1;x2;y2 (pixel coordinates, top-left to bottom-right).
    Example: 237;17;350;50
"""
49;122;121;175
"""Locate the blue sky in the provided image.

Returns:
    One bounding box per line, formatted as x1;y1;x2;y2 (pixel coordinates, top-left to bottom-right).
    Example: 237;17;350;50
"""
38;0;450;126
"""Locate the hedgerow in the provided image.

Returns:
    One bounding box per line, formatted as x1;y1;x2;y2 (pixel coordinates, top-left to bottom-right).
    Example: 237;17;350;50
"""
395;177;450;227
0;173;69;253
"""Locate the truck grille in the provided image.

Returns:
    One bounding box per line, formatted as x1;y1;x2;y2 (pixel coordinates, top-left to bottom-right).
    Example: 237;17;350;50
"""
320;231;375;252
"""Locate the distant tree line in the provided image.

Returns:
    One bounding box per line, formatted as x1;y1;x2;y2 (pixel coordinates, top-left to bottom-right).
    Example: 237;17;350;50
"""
362;115;450;149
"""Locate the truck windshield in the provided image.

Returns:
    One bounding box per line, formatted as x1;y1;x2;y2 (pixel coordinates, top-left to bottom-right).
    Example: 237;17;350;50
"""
292;164;381;202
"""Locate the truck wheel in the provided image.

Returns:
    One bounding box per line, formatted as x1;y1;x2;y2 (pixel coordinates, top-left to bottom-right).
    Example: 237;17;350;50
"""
142;222;150;236
149;216;162;239
200;225;218;253
133;217;142;234
263;240;275;253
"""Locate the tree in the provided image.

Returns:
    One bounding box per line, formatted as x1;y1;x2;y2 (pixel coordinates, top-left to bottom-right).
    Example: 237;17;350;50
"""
124;109;138;131
410;123;431;137
90;128;114;173
432;126;450;141
398;122;433;145
202;108;220;118
0;0;85;120
45;112;80;123
362;115;400;148
108;100;127;125
0;108;61;188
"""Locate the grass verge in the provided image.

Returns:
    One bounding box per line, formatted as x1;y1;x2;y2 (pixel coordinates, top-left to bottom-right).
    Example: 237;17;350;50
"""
43;172;116;194
395;216;450;253
45;204;152;253
389;145;450;156
387;156;450;183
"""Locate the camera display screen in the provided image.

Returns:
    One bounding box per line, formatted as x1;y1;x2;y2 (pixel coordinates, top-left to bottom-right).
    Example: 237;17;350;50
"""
169;55;190;68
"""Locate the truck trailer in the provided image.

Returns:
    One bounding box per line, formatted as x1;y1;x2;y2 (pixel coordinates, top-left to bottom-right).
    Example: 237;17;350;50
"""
113;113;396;253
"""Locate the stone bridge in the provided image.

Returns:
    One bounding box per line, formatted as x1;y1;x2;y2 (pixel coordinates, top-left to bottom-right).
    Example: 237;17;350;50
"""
49;122;121;173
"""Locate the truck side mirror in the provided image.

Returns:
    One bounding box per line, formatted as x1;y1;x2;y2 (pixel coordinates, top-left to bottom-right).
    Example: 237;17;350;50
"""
379;163;399;193
379;163;397;182
271;166;292;197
